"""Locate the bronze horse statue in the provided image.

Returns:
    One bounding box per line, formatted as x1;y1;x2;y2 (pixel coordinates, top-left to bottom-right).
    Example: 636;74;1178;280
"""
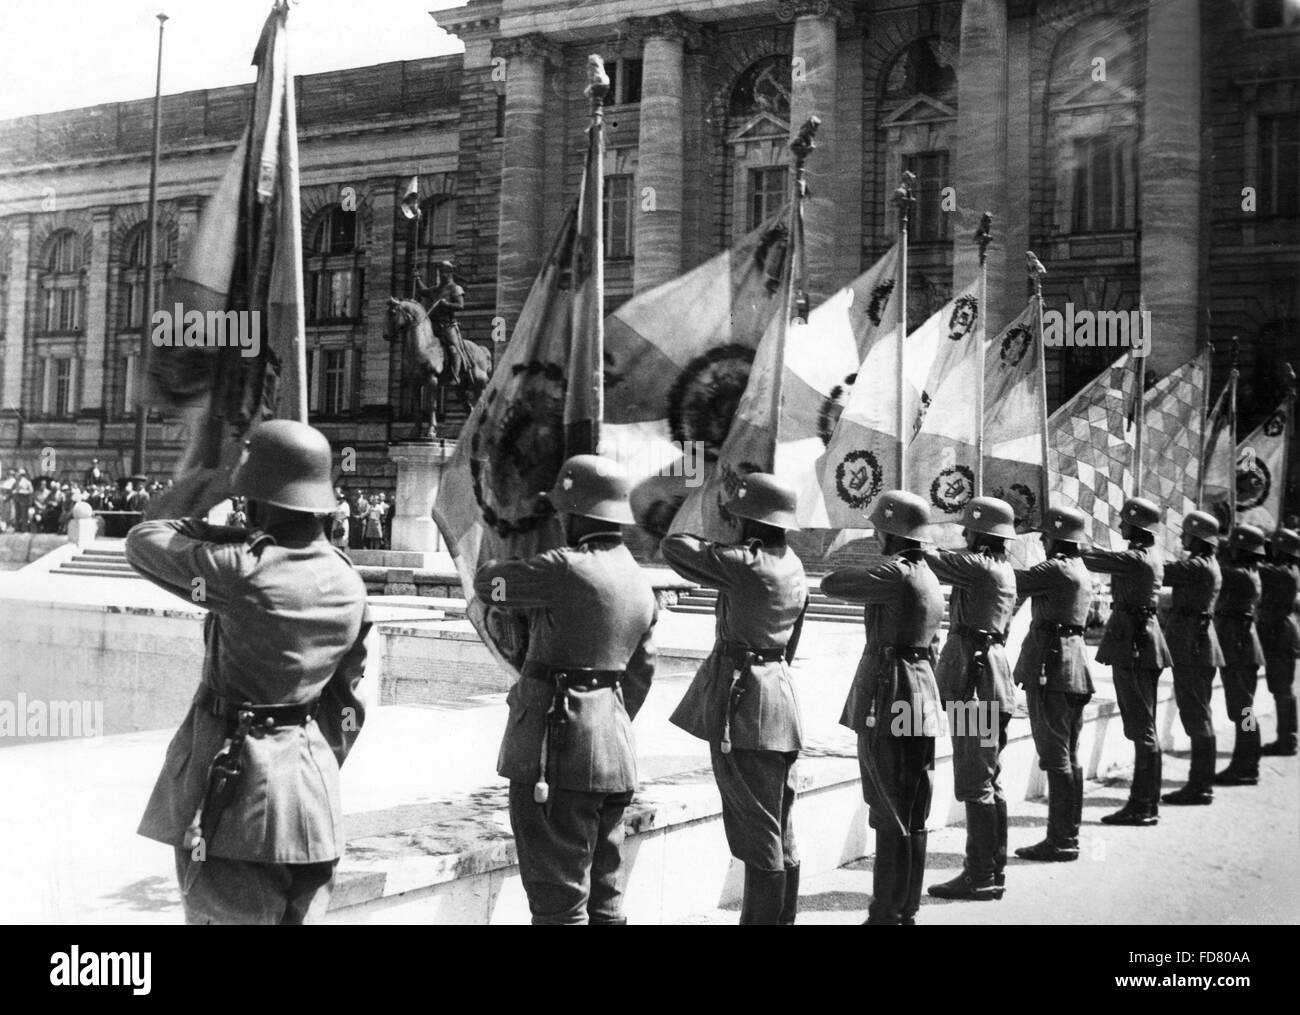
384;297;491;438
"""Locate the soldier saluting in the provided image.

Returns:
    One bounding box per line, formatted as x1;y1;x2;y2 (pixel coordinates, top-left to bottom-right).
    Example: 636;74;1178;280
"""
474;455;658;925
660;474;808;925
1259;529;1300;757
126;421;370;924
1212;525;1267;786
924;496;1017;902
1082;497;1172;826
822;490;944;925
1012;505;1094;861
1160;511;1225;806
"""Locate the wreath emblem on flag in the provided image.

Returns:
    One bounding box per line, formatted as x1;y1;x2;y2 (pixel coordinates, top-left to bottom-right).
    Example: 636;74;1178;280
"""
835;450;883;511
1265;411;1287;437
470;360;567;537
992;482;1037;529
999;325;1033;369
931;464;976;514
867;280;895;327
668;343;756;461
1237;457;1271;509
947;295;980;342
817;372;857;446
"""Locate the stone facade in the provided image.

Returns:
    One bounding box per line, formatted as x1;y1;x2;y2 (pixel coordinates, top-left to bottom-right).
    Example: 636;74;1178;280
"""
0;0;1296;521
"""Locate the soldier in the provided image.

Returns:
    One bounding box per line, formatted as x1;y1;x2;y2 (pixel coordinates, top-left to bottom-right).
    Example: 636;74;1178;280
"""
822;490;944;925
660;474;808;925
125;421;371;924
1213;525;1267;786
1082;497;1173;826
1159;511;1225;806
474;455;658;925
1012;505;1094;861
924;496;1017;901
1259;529;1300;757
415;259;471;384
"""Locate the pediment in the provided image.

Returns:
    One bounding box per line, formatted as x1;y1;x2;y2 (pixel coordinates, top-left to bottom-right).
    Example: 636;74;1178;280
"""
1054;78;1139;110
882;94;957;126
727;110;791;145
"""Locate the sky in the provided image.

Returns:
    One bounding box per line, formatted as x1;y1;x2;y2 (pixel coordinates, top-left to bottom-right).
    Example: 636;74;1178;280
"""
0;0;469;120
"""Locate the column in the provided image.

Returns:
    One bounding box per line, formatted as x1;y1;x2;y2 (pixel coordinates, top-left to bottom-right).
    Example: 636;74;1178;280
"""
1140;0;1201;376
629;15;696;294
1;217;29;413
952;0;1011;328
363;183;396;409
81;208;112;413
788;2;843;305
492;34;556;331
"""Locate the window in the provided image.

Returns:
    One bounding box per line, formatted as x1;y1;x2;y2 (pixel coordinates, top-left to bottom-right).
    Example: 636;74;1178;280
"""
1072;136;1133;233
307;204;363;323
748;166;788;231
322;349;348;415
603;175;634;259
311;207;357;255
495;93;506;138
121;354;136;416
1259;115;1300;217
311;269;355;321
902;151;951;243
422;197;457;251
120;227;170;328
40;230;83;333
603;58;643;106
43;287;81;332
50;357;74;416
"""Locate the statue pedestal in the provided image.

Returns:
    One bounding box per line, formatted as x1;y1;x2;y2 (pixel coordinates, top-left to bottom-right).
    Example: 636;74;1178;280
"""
386;440;456;556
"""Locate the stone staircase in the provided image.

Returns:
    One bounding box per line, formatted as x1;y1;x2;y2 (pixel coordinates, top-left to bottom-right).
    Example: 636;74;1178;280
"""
50;542;140;580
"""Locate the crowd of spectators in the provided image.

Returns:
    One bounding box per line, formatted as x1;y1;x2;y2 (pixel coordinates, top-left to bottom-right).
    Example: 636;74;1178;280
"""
0;459;167;534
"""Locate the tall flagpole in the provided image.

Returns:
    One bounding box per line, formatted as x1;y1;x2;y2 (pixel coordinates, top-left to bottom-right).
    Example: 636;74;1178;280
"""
132;12;168;476
893;172;915;481
1197;341;1214;505
280;2;308;424
1132;302;1147;498
1229;336;1239;521
778;117;818;456
586;56;608;449
1281;362;1297;528
1028;251;1050;516
974;212;992;496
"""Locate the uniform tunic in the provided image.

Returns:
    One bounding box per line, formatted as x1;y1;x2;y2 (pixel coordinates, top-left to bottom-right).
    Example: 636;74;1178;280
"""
1013;555;1095;775
1163;552;1224;739
474;533;658;925
1083;545;1173;749
1215;562;1264;765
661;534;807;871
1258;561;1300;697
822;549;944;833
927;548;1016;805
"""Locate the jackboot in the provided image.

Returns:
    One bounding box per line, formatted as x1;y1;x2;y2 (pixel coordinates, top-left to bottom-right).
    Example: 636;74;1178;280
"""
865;829;904;925
1148;749;1162;818
899;830;928;926
1016;771;1079;861
738;865;786;926
927;803;1003;900
1262;697;1298;756
1217;720;1261;784
1101;749;1159;826
1163;734;1214;805
1072;764;1085;835
993;798;1009;890
779;864;801;926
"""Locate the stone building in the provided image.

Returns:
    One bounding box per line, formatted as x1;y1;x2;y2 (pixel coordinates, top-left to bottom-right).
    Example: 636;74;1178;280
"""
0;0;1296;508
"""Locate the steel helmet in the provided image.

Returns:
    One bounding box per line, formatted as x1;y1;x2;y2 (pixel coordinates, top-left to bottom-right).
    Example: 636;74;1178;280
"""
546;455;634;525
726;472;799;531
1230;524;1267;558
869;490;932;542
229;420;337;514
1272;528;1300;561
1039;504;1089;546
961;496;1016;539
1180;510;1221;547
1120;497;1161;534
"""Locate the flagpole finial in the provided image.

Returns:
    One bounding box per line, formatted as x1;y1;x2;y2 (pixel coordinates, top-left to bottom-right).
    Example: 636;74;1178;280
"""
790;115;820;163
1231;334;1240;371
1026;250;1046;298
893;171;916;233
585;54;610;102
975;212;993;264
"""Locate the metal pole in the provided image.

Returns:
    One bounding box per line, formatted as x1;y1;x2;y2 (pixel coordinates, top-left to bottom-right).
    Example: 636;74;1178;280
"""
974;212;992;496
1197;342;1214;504
1028;251;1050;517
132;12;167;477
280;6;308;424
1280;362;1296;528
893;173;915;482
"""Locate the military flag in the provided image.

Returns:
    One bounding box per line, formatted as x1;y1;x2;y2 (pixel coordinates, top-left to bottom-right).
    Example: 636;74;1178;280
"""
145;1;306;516
1200;373;1236;528
982;300;1048;530
1137;348;1210;558
1236;397;1294;531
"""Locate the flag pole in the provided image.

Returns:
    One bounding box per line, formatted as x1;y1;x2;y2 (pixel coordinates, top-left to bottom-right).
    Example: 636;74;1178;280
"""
1197;341;1214;504
892;173;915;481
132;11;168;476
1028;251;1050;516
586;56;607;447
1132;303;1147;499
974;212;992;496
1229;336;1239;521
1281;361;1297;529
280;2;308;424
779;117;818;455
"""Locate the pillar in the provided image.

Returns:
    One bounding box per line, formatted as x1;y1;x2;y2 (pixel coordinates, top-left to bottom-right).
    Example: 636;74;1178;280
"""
81;208;112;413
1140;0;1202;376
1;217;29;413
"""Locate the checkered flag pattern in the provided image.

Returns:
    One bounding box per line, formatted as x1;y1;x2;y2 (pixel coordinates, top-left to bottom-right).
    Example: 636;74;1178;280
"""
1139;350;1209;559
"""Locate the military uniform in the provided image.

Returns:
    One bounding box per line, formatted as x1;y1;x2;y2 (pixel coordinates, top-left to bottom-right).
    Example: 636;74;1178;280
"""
925;497;1017;898
1082;497;1173;825
822;489;944;925
126;421;370;925
1161;511;1225;804
1012;505;1095;859
1214;526;1267;784
661;474;808;925
474;456;657;926
1259;530;1300;756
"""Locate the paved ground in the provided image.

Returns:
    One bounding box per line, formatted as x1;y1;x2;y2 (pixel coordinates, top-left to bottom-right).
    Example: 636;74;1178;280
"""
679;709;1300;925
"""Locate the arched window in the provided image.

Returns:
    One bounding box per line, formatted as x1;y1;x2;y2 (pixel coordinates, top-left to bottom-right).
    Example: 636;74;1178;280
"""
728;56;794;239
40;230;84;332
306;204;362;322
412;193;458;286
119;223;177;329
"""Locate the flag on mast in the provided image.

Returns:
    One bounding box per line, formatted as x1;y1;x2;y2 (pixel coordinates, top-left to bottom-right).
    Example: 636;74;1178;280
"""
400;176;421;220
1200;374;1236;527
982;301;1048;531
144;1;306;516
1236;398;1293;531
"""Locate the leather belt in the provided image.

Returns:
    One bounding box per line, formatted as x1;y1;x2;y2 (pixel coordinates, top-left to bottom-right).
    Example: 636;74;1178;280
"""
881;644;932;663
1119;605;1158;617
719;640;786;663
1033;621;1085;637
525;664;627;807
523;664;622;690
955;625;1006;646
198;685;318;729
